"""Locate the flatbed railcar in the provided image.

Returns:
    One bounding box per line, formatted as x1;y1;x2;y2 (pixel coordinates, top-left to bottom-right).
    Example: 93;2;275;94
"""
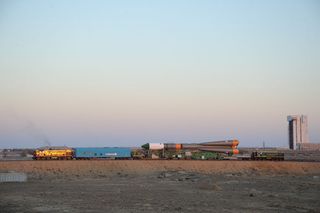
251;151;285;161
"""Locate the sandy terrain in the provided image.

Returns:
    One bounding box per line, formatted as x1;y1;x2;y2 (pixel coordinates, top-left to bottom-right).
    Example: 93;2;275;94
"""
1;160;320;212
1;160;320;177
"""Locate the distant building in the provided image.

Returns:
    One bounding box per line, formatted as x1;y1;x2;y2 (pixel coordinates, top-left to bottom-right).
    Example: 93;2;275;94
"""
287;115;309;150
296;143;320;151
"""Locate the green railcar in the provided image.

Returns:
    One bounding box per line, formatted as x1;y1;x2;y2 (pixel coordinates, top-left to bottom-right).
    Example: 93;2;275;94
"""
251;151;284;161
191;151;222;160
161;150;223;160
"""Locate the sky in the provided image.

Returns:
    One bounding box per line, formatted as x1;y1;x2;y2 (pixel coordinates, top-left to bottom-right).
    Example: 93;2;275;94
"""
0;0;319;148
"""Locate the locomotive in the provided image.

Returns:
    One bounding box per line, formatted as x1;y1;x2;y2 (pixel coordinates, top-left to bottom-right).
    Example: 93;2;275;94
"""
33;146;73;160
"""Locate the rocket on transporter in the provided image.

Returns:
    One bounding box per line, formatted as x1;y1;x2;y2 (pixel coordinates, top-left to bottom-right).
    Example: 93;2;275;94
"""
141;139;239;155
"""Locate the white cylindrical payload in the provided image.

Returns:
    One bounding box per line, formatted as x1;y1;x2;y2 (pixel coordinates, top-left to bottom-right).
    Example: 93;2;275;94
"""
144;143;164;150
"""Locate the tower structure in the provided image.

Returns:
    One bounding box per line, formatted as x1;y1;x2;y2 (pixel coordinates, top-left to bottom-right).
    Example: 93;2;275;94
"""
287;115;309;150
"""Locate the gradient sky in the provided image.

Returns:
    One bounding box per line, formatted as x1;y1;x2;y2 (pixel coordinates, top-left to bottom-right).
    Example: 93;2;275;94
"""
0;0;319;148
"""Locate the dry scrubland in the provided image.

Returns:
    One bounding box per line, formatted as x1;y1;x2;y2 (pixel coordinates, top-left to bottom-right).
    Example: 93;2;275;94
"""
1;160;320;213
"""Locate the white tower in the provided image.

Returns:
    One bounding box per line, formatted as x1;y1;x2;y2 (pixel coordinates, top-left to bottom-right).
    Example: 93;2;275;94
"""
287;115;309;150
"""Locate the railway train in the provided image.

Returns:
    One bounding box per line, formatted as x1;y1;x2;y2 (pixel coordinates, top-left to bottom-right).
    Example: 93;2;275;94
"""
32;140;285;161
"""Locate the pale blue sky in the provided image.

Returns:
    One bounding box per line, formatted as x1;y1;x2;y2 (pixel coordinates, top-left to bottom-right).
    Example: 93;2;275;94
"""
0;0;319;148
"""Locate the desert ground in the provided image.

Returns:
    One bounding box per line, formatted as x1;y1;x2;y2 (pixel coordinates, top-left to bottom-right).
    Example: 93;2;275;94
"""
1;160;320;213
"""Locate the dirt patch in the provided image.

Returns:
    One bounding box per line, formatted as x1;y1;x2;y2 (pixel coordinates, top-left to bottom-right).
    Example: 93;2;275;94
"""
0;160;319;179
0;161;320;212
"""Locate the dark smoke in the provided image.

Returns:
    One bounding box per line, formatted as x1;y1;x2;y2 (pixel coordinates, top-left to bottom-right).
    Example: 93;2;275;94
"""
21;120;51;147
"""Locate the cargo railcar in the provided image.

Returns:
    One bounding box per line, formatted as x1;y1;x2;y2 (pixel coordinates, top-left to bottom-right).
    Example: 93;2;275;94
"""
73;147;132;159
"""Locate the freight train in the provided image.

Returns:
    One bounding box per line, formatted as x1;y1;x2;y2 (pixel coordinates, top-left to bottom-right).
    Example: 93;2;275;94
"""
32;140;285;161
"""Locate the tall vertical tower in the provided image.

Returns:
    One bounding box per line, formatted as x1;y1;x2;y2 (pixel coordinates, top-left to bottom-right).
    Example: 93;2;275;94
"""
287;115;309;150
